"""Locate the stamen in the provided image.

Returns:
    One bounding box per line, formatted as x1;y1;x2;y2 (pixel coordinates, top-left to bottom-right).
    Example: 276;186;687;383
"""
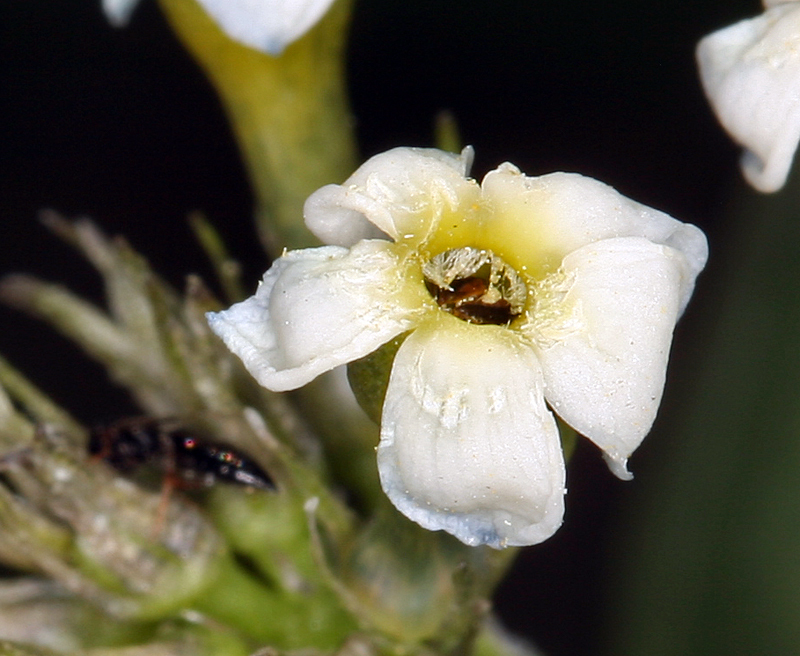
423;247;526;325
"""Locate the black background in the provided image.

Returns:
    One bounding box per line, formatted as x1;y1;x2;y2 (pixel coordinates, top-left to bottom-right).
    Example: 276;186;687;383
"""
0;1;757;653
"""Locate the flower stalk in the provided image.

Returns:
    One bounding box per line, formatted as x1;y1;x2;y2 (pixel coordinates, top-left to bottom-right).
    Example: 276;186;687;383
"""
157;0;358;254
154;0;378;498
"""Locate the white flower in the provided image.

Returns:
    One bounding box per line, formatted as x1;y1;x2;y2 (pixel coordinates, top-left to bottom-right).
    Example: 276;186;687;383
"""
103;0;335;55
207;147;708;548
697;2;800;192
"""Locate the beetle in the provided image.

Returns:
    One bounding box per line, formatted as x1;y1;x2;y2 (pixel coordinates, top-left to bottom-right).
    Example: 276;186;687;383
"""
88;417;273;491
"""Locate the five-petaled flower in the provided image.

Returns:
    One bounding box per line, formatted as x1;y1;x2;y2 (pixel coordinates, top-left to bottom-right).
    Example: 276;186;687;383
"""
207;147;708;548
697;0;800;192
103;0;336;55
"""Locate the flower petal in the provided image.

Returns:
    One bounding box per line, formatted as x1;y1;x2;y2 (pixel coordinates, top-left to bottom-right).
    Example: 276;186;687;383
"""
195;0;336;55
697;4;800;192
102;0;140;26
528;237;686;479
377;319;565;548
477;166;708;307
207;241;425;391
304;147;477;247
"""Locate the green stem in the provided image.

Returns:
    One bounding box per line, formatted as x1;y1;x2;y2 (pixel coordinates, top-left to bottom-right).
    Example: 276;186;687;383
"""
157;0;358;255
156;0;381;506
192;553;355;649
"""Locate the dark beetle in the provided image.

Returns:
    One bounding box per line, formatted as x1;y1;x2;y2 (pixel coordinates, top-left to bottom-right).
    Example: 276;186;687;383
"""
89;417;273;490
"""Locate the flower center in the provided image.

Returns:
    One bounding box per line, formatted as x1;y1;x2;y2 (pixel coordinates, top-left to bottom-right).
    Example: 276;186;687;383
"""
423;247;527;325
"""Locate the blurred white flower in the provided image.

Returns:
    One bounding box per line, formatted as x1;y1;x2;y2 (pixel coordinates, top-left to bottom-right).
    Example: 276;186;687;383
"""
697;2;800;192
102;0;336;55
207;147;708;548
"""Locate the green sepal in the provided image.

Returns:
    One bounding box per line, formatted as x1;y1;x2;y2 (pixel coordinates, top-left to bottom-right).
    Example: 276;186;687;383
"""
556;416;578;462
306;498;517;650
346;334;409;424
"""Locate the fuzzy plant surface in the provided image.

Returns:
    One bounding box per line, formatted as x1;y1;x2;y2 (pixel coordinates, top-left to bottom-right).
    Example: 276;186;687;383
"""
0;214;526;656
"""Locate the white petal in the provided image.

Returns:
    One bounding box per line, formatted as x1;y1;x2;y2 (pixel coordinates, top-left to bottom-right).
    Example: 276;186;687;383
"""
195;0;336;55
377;319;565;548
207;241;424;391
528;237;686;479
304;147;476;247
102;0;140;26
697;4;800;192
478;166;708;310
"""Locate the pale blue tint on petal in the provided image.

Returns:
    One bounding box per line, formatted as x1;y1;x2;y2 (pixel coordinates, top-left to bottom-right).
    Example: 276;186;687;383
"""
696;4;800;192
102;0;140;26
196;0;337;55
377;320;565;549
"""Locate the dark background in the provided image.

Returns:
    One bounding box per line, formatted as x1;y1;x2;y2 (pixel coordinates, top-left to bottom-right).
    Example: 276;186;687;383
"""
0;0;758;653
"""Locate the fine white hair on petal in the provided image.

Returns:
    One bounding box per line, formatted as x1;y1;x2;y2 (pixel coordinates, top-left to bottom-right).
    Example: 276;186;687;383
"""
102;0;140;26
479;168;708;313
530;237;686;480
697;4;800;192
305;147;476;247
206;241;423;392
195;0;337;55
377;319;566;549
